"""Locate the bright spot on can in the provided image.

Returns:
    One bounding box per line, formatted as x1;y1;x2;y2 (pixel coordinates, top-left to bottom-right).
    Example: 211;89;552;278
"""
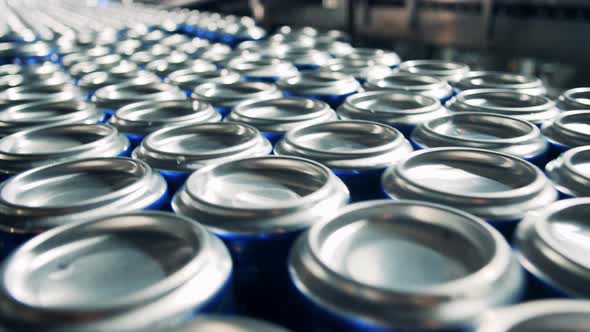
79;70;160;101
545;146;590;198
162;315;291;332
227;57;298;83
167;67;240;96
556;87;590;111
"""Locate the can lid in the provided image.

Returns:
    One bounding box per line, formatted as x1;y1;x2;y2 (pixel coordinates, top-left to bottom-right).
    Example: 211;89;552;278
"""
92;82;186;111
0;84;81;107
516;198;590;297
0;157;167;231
172;156;349;234
542;110;590;148
192;81;282;109
159;33;191;48
0;41;52;57
271;47;332;67
448;89;559;124
275;120;413;170
314;41;354;57
322;58;393;82
133;122;271;172
364;73;453;100
474;300;590;332
398;60;470;82
110;100;221;136
166;68;240;92
0;71;70;91
546;146;590;197
412;112;547;159
228;97;336;133
337;91;446;127
227;58;298;80
165;316;291;332
0;62;60;78
145;52;190;76
343;47;401;67
453;71;546;95
141;29;167;44
68;55;123;79
222;23;266;40
276;70;361;96
114;39;143;56
557;87;590;111
290;200;522;330
383;147;558;220
0;212;231;331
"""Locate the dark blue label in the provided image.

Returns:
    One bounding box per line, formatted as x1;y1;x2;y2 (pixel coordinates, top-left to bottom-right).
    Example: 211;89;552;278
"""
126;134;145;149
215;107;232;117
333;168;387;203
159;170;191;195
547;141;570;163
242;75;279;83
262;132;283;146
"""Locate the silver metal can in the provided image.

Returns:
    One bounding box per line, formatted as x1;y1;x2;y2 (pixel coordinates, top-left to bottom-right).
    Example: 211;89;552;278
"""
270;46;332;71
398;59;470;82
383;147;558;237
0;62;60;78
0;211;233;331
364;73;454;103
337;90;447;137
0;71;71;92
166;67;240;94
275;120;413;201
227;58;298;83
129;45;173;68
556;87;590;111
68;54;123;80
0;41;54;65
448;89;560;125
61;45;111;68
78;70;160;100
474;300;590;332
545;146;590;198
175;38;211;59
114;38;143;58
289;200;523;331
163;315;291;332
515;198;590;299
145;51;191;78
321;58;393;83
542;110;590;159
342;47;401;67
159;33;191;48
227;97;337;144
411;112;548;166
453;71;547;96
0;84;81;108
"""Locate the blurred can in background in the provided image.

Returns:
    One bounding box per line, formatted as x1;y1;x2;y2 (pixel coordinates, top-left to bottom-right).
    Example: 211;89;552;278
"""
276;71;361;108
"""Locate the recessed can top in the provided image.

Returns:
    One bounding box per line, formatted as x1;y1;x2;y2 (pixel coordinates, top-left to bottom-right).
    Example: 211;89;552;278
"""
515;198;590;297
0;157;167;231
167;68;240;92
0;71;70;91
364;73;453;100
276;70;361;96
227;58;298;80
92;81;186;111
172;156;349;234
0;41;52;58
322;58;393;82
453;71;546;96
228;97;336;134
0;62;60;78
0;212;232;331
546;146;590;197
557;87;590;111
290;200;522;330
0;84;81;107
109;99;221;136
274;120;413;170
165;316;291;332
342;47;401;67
383;147;558;221
542;110;590;148
145;52;191;77
79;70;160;93
412;112;548;159
192;81;282;109
398;59;470;82
159;33;191;48
271;47;332;67
448;89;559;124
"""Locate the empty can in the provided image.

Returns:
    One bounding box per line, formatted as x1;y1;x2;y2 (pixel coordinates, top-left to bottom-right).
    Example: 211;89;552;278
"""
364;73;455;104
453;71;546;96
276;71;361;108
545;146;590;198
227;58;298;83
556;87;590;111
145;51;191;78
78;70;160;101
0;84;81;108
398;59;470;82
321;58;393;83
343;47;401;67
167;68;240;96
541;110;590;159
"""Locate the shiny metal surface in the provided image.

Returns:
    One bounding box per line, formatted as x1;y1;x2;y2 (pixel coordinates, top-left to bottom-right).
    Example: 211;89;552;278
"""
159;33;191;48
515;198;590;297
448;89;560;124
78;71;160;95
0;123;129;176
321;58;392;82
364;73;453;101
276;71;361;96
290;200;522;330
172;156;349;234
453;71;546;96
0;41;52;59
228;97;336;134
383;148;558;221
0;99;102;137
398;60;470;82
227;58;298;81
0;157;167;232
0;212;232;331
0;62;60;78
542;111;590;149
271;47;332;68
412;113;548;159
192;82;282;110
556;87;590;111
0;71;70;91
474;300;590;332
164;316;290;332
133;122;271;173
0;84;81;107
166;68;240;92
92;81;186;113
109;100;221;136
145;52;191;77
343;47;401;67
274;120;412;170
68;54;124;80
546;146;590;197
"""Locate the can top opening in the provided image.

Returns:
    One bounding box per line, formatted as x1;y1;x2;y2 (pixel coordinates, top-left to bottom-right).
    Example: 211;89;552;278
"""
458;89;552;110
546;146;590;197
458;71;542;89
562;87;590;108
367;73;446;90
345;91;440;114
554;111;590;138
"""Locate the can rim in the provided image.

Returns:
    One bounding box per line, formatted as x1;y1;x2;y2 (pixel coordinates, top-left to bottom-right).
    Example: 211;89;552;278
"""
542;110;590;148
276;70;361;96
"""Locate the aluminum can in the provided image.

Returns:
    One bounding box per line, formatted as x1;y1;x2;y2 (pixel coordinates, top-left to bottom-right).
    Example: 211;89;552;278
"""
556;87;590;111
219;24;266;46
0;62;60;78
0;99;102;137
383;147;558;238
167;68;240;95
453;71;547;96
227;58;298;83
545;146;590;198
159;33;191;48
133;122;271;193
474;300;590;332
398;59;470;82
0;41;55;65
228;97;337;144
275;120;413;201
114;38;143;58
145;51;191;78
162;315;290;332
0;83;81;108
0;211;233;331
343;47;401;67
172;156;349;324
321;58;393;83
109;99;221;148
276;71;361;108
289;200;523;332
91;81;186;120
270;46;332;71
0;123;129;181
68;54;124;80
364;73;454;103
542;110;590;160
61;46;112;68
314;40;354;57
78;70;160;101
192;81;282;117
448;89;560;126
0;71;70;92
411;112;549;166
129;45;173;68
141;29;167;47
337;90;447;137
175;38;211;59
0;157;169;255
515;198;590;298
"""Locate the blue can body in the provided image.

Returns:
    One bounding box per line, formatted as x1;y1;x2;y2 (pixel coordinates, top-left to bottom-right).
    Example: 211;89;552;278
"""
518;256;570;300
126;133;145;149
159;170;191;195
284;91;356;109
261;132;283;146
195;275;236;315
215;107;232;117
333;168;386;202
547;141;569;163
243;75;280;83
